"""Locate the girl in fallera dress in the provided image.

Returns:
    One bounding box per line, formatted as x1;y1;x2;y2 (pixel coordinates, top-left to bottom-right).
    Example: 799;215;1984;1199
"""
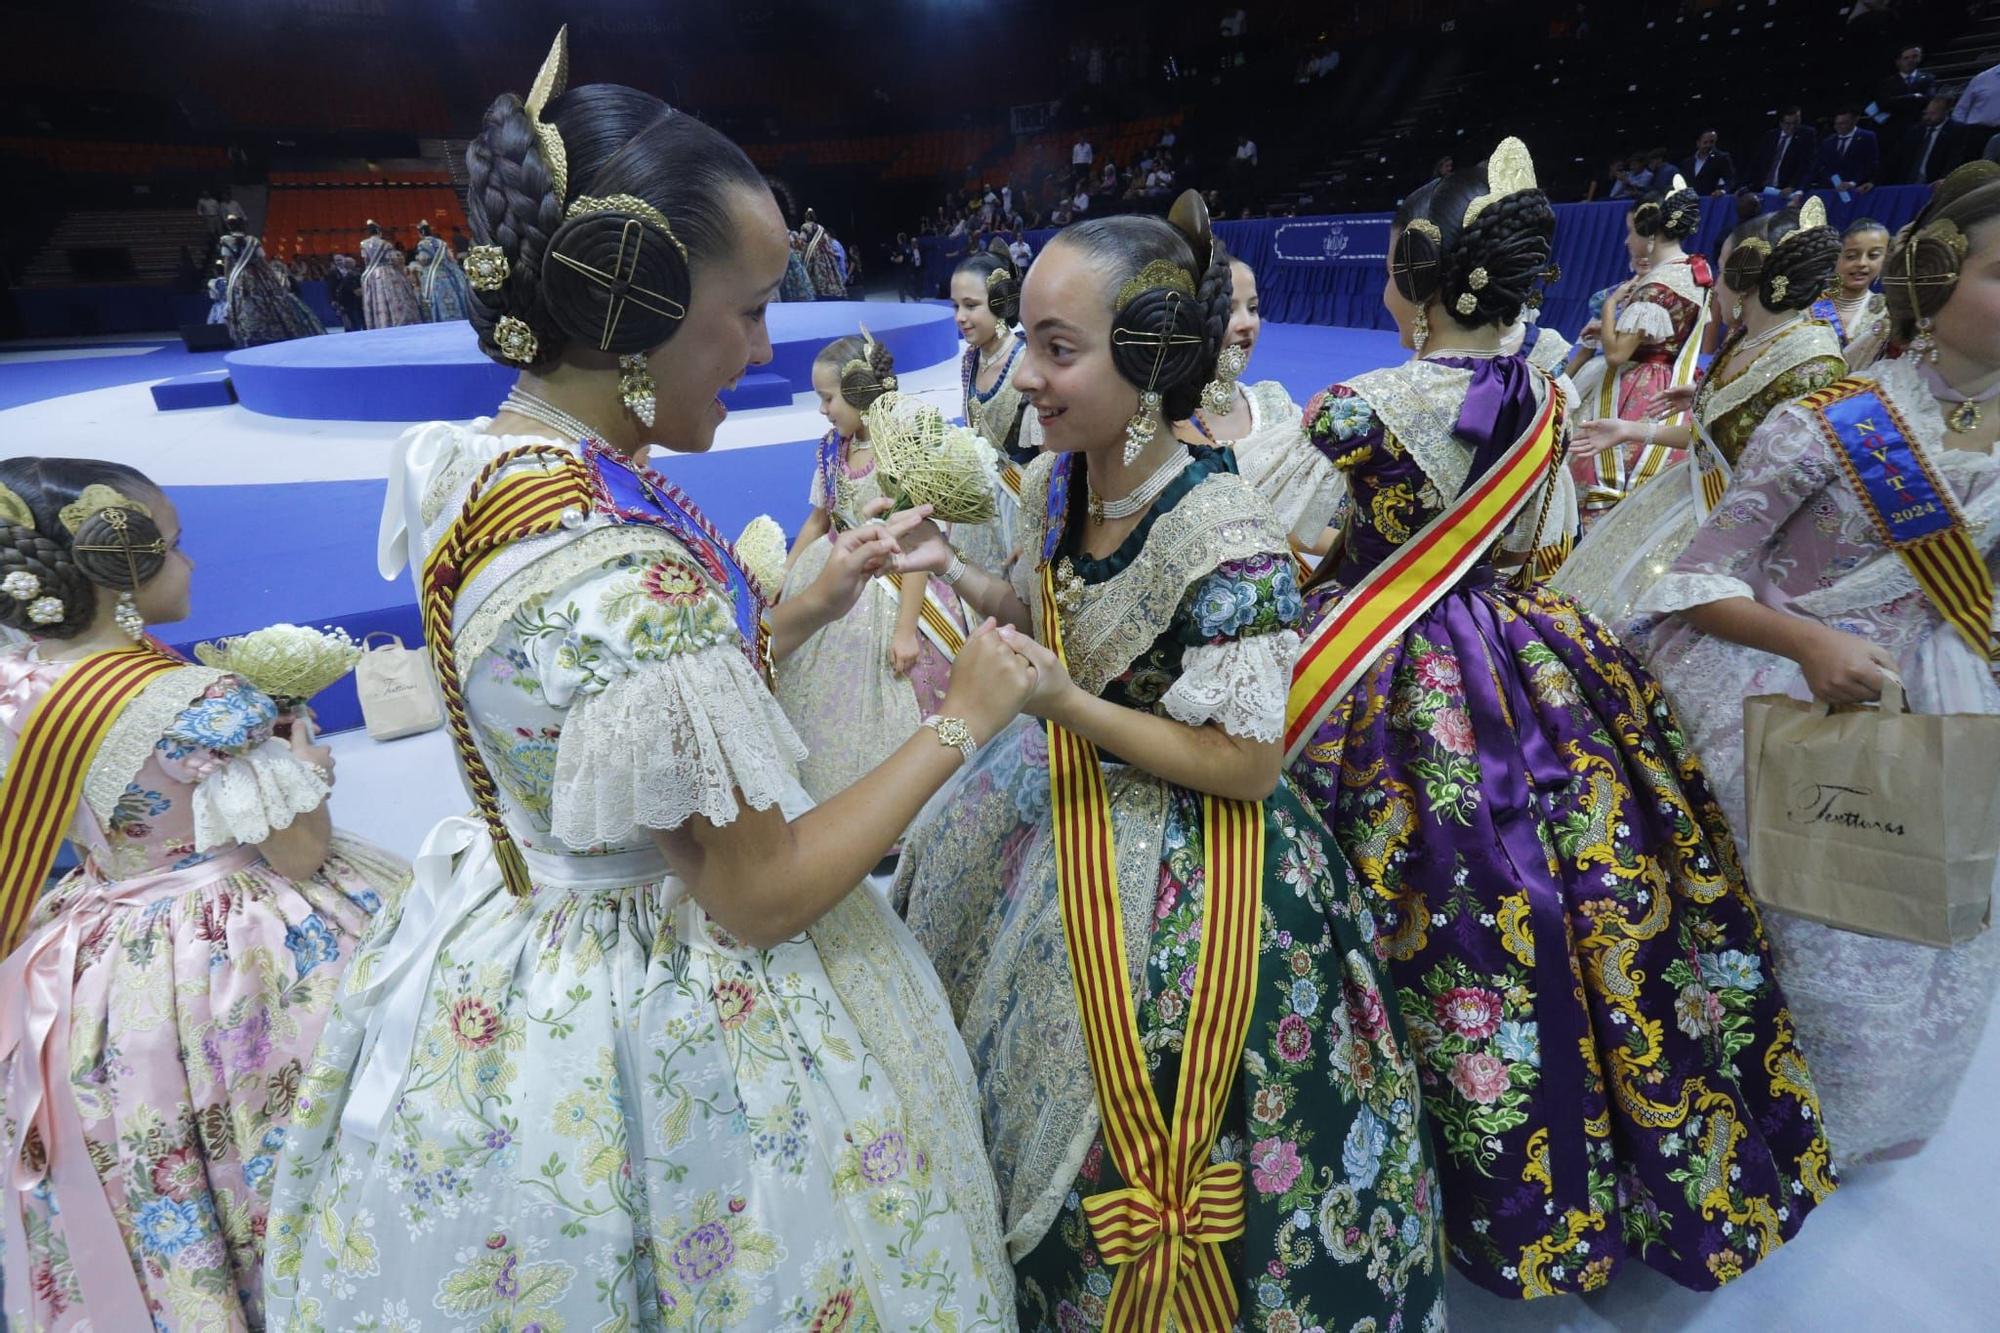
0;458;403;1331
1558;204;1850;625
951;252;1032;576
1576;182;1715;530
411;218;475;323
1629;161;2000;1170
358;220;421;330
895;199;1446;1333
1812;216;1892;369
1283;140;1835;1300
1173;241;1347;556
265;35;1028;1330
776;333;966;803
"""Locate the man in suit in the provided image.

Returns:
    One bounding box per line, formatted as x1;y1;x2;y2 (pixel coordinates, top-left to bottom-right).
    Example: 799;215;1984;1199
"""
1681;129;1737;195
1753;107;1817;192
1892;95;1964;184
1813;109;1881;189
1874;45;1937;131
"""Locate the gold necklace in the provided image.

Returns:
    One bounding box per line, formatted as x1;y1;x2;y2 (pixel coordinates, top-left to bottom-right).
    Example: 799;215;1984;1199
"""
1947;399;1982;434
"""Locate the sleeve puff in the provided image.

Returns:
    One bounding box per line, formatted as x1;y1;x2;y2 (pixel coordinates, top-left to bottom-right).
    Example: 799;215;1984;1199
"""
1160;552;1305;743
158;676;330;853
1303;384;1386;472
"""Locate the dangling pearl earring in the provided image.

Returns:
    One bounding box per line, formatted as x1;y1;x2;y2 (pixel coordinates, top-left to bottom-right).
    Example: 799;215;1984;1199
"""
618;353;657;428
113;591;146;643
1411;306;1431;357
1122;390;1163;466
1730;297;1744;324
1912;316;1939;364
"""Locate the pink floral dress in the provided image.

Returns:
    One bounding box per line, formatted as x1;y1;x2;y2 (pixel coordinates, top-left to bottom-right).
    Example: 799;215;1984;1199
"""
0;645;404;1331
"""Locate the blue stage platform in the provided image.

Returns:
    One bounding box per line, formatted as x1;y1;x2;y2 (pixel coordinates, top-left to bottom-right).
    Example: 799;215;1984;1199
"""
225;300;959;421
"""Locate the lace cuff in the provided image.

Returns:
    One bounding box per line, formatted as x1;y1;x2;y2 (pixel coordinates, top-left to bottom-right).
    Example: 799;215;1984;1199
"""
1636;571;1755;618
1616;301;1676;341
1160;630;1301;742
550;642;807;849
190;741;330;853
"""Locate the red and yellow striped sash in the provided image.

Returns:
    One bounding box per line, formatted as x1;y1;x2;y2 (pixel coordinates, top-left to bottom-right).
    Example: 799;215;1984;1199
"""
1804;379;1997;663
421;447;596;896
1588;287;1709;510
1039;563;1262;1328
1286;389;1561;762
0;647;180;952
998;457;1025;501
872;573;968;658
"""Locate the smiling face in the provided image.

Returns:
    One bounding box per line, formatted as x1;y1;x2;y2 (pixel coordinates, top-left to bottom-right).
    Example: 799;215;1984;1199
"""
1224;259;1261;355
950;269;1002;346
1839;228;1890;293
1012;240;1138;456
811;360;866;439
644;184;788;455
1933;218;2000;372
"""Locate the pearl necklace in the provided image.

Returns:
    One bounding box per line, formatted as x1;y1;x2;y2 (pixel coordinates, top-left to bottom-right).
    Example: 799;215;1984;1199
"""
977;328;1014;372
1734;312;1805;354
1088;446;1190;522
500;390;613;446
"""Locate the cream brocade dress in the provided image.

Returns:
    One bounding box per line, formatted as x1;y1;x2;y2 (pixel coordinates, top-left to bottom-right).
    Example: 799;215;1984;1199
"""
263;421;1011;1331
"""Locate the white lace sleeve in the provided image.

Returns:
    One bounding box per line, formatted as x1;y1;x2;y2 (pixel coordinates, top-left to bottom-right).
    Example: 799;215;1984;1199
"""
1616;300;1676;341
189;741;331;853
1160;630;1301;742
1636;572;1756;617
549;642;808;849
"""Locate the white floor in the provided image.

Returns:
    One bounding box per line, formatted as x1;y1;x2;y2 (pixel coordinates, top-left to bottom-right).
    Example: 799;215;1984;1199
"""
322;727;2000;1333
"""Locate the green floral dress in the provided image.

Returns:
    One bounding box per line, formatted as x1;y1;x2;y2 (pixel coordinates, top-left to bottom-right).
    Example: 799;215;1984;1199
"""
897;448;1447;1332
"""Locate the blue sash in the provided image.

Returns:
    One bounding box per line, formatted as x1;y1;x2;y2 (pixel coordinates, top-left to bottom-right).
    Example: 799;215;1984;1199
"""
1810;296;1848;350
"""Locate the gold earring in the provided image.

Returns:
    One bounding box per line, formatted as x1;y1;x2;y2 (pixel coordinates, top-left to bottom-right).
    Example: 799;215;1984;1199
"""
1412;306;1431;357
619;353;657;428
1913;316;1940;364
1731;297;1744;323
1201;343;1248;414
1123;390;1163;465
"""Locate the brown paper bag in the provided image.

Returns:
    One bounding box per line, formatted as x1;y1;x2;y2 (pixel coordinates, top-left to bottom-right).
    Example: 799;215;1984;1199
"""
355;631;444;741
1743;678;2000;948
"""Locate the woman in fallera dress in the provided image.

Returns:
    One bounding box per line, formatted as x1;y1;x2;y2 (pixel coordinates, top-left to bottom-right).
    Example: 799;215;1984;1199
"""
951;252;1033;576
775;333;967;804
1558;203;1850;625
1282;141;1835;1299
1173;240;1347;556
412;218;475;323
358;220;421;330
264;35;1028;1331
1576;181;1715;530
1812;216;1892;369
0;458;402;1331
218;216;324;347
895;198;1446;1333
1629;161;2000;1170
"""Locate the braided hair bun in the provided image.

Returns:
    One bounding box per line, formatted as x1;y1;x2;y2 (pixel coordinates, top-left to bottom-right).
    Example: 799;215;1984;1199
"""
1634;184;1701;241
818;333;898;410
0;458;166;640
1761;226;1840;313
1884;161;2000;343
1393;152;1555;331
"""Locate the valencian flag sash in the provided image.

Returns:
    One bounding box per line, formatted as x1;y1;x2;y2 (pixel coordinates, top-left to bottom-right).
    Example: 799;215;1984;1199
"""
1590;257;1712;509
422;445;597;897
1690;416;1734;517
0;646;181;952
1805;378;1998;662
1286;381;1564;764
872;571;968;658
1036;455;1262;1328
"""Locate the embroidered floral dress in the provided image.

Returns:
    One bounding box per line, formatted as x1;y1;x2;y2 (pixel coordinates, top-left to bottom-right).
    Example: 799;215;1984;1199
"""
953;340;1033;578
1289;354;1835;1299
776;430;961;803
1557;320;1848;626
1191;378;1348;548
359;235;421;330
1576;256;1712;529
413;234;474;324
896;446;1446;1333
265;422;1011;1333
0;647;403;1332
220;232;324;347
1631;352;2000;1168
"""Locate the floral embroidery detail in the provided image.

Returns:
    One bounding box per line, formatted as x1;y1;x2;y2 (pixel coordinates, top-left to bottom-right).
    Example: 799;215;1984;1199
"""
285;914;340;979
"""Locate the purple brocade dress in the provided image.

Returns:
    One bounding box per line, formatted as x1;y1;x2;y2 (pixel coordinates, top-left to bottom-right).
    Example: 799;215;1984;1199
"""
1289;354;1836;1299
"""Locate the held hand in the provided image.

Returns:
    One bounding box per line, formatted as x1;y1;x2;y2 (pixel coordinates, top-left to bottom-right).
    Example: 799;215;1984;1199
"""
1796;626;1898;705
1650;384;1698;420
813;513;925;618
940;619;1037;738
890;631;921;678
998;625;1075;719
1570;418;1630;460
